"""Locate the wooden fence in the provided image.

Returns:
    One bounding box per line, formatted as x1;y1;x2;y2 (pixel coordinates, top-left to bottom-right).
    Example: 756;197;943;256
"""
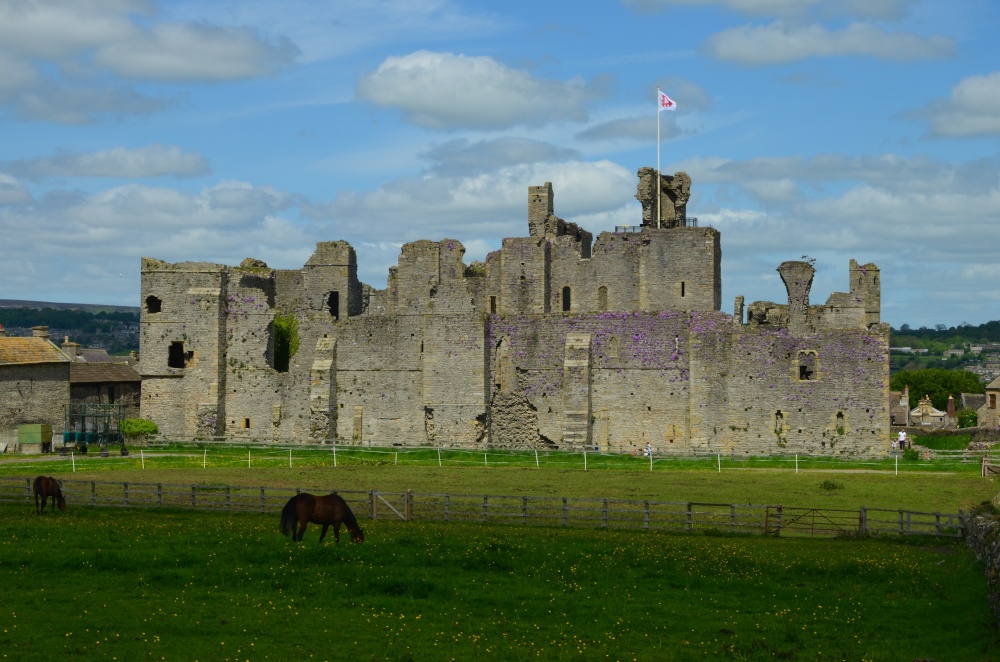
0;476;966;539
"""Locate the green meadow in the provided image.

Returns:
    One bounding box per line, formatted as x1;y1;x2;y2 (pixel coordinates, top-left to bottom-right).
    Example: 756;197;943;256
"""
2;441;998;513
1;502;997;661
2;449;999;660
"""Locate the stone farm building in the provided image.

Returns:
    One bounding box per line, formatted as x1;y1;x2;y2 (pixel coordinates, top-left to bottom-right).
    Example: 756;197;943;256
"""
139;169;890;456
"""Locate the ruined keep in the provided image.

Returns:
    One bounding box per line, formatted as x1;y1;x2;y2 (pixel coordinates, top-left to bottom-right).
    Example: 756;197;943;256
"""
139;169;890;456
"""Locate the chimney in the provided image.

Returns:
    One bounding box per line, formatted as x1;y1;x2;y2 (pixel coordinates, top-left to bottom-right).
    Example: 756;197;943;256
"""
32;326;50;339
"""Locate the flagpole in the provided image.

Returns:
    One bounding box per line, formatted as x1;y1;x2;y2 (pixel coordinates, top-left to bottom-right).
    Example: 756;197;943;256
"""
656;87;661;229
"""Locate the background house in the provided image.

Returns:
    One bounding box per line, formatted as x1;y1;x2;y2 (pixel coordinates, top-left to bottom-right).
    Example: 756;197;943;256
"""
0;326;70;451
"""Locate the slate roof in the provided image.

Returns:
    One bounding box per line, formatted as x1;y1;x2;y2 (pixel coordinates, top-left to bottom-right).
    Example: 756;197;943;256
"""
77;348;133;364
0;337;71;366
70;362;141;384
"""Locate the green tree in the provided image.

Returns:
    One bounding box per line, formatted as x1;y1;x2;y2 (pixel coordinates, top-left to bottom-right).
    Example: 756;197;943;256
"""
889;368;984;411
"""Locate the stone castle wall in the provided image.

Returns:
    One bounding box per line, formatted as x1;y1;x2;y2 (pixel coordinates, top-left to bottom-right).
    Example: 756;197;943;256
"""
139;169;890;455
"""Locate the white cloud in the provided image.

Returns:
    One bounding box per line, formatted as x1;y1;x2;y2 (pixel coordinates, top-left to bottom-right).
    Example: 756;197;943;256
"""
623;0;915;20
6;145;210;179
704;22;954;65
0;0;298;122
922;71;1000;138
0;174;32;205
357;50;606;129
420;138;581;175
95;23;298;82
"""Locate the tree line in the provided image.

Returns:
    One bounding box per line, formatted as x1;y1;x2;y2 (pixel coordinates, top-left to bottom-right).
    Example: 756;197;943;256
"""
0;307;138;333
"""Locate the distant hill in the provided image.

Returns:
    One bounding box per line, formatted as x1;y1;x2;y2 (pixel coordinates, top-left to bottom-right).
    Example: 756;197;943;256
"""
0;299;140;314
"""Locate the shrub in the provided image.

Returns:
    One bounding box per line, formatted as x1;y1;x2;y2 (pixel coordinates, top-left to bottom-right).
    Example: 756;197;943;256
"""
120;418;159;442
957;407;978;429
820;479;844;491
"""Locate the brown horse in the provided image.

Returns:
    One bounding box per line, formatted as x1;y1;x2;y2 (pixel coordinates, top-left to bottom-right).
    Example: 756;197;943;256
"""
33;476;66;514
280;492;364;543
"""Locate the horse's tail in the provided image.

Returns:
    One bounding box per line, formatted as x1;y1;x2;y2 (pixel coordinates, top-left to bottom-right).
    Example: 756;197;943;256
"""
279;494;301;537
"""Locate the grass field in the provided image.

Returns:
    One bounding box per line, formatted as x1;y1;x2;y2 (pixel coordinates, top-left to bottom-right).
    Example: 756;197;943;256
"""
2;502;997;661
2;443;998;514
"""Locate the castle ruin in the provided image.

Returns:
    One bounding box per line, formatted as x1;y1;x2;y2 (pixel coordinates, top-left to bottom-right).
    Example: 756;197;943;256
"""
139;169;889;455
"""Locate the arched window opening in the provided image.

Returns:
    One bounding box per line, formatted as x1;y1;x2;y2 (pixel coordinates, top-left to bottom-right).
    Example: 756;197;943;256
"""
598;286;608;312
608;335;620;359
145;296;162;314
562;286;571;312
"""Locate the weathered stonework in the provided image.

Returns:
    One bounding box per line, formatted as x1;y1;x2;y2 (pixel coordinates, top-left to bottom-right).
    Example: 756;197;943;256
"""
139;169;890;455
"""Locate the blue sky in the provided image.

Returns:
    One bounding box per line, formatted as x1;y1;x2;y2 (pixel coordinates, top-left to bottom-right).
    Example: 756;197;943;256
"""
1;0;998;329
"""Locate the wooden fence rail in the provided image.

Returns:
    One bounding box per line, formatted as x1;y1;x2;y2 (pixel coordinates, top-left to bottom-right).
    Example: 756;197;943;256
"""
0;476;965;539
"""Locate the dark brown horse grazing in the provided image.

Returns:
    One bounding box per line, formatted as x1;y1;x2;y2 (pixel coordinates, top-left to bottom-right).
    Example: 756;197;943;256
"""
33;476;65;514
280;492;364;543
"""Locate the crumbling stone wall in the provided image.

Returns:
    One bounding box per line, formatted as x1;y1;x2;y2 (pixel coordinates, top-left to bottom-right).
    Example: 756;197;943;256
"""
139;168;888;455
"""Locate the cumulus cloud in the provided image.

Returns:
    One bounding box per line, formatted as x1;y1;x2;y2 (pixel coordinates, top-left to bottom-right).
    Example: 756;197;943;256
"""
0;174;32;205
420;138;581;176
0;178;311;304
920;72;1000;138
623;0;915;20
5;145;210;180
0;0;298;122
95;23;298;82
682;152;1000;326
357;50;608;129
704;22;954;65
577;116;685;142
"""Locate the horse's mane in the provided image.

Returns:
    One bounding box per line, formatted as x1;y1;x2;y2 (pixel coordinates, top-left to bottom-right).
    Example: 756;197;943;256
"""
330;493;360;528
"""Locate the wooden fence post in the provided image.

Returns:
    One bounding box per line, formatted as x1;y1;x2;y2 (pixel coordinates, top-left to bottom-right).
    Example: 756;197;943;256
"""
91;482;96;507
686;502;693;532
562;498;568;526
369;490;376;520
730;504;736;532
644;501;650;529
191;485;196;508
602;499;608;527
522;496;528;525
481;495;488;523
260;487;266;514
124;482;129;508
444;494;450;522
157;483;162;507
859;507;867;535
406;490;413;522
24;477;30;501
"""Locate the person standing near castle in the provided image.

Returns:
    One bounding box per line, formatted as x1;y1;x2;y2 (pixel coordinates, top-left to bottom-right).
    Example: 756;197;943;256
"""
897;430;907;450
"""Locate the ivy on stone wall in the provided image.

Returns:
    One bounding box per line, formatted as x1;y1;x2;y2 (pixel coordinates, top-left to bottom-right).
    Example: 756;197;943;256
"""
274;312;300;373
